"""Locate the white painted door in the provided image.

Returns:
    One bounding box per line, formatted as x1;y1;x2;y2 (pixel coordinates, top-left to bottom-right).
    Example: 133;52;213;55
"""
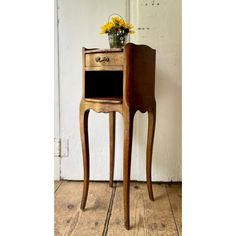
56;0;181;181
130;0;182;181
57;0;129;180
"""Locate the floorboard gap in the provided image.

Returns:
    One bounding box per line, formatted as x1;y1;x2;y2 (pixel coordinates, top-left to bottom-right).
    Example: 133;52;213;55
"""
102;182;117;236
54;181;63;193
165;184;179;236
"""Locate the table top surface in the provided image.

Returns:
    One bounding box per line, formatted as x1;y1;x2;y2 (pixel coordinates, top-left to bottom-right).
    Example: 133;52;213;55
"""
85;48;123;54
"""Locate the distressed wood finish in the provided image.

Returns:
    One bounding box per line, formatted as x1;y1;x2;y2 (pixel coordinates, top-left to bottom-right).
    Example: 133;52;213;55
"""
85;52;124;67
142;184;179;236
55;181;83;236
85;97;122;104
79;43;156;230
108;182;147;235
166;183;182;235
107;183;179;235
55;181;182;235
71;182;113;236
54;181;62;193
55;181;112;236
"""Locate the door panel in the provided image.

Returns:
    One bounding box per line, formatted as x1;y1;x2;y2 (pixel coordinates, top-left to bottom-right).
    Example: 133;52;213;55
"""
58;0;130;180
57;0;181;181
130;0;182;181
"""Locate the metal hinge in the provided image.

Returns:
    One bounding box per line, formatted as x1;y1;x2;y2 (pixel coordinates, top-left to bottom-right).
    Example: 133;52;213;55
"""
54;138;69;158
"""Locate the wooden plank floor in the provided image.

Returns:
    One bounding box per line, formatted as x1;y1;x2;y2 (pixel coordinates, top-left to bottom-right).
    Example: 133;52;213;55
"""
55;181;182;236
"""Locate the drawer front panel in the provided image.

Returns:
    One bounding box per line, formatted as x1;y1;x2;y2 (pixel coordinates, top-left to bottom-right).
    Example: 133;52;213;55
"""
85;52;123;67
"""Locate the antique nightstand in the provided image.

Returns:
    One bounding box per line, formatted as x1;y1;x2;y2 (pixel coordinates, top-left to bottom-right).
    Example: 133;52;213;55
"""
79;43;156;230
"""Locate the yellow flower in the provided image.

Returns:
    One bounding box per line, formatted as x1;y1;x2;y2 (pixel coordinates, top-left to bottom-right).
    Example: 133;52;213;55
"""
100;15;135;34
125;22;135;34
111;16;126;28
100;22;114;34
120;19;126;28
111;16;121;25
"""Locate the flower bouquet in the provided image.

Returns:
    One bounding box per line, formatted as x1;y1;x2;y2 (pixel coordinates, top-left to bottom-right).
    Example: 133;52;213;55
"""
100;14;135;48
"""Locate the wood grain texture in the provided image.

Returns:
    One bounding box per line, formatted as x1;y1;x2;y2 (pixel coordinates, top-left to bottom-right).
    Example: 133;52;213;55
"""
85;98;122;104
107;182;147;235
80;106;90;210
107;183;178;236
146;106;156;201
123;43;156;111
122;111;134;229
143;184;178;236
166;183;182;235
55;181;83;236
55;182;181;236
70;182;113;236
54;181;62;193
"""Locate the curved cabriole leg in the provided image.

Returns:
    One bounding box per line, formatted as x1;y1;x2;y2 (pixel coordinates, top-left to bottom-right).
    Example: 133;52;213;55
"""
146;106;156;201
123;111;134;230
109;112;116;187
80;105;90;210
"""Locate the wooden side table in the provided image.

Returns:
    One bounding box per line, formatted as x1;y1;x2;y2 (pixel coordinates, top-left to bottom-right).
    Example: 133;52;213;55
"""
79;43;156;230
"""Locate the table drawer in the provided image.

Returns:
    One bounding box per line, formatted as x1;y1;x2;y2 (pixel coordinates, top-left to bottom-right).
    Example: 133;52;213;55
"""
85;52;123;67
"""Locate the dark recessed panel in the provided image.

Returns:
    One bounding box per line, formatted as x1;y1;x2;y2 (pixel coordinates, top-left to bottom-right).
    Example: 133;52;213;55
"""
85;71;123;98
